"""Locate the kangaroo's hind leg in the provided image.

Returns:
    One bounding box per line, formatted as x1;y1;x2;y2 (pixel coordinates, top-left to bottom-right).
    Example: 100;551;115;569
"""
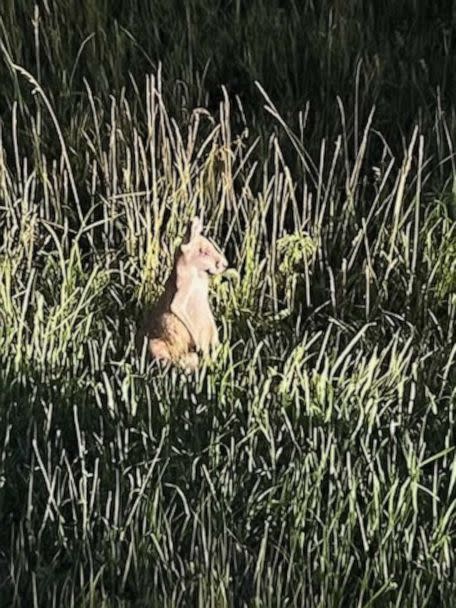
149;338;173;364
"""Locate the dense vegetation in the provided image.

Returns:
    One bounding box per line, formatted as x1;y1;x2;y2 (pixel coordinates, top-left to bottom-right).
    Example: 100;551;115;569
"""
1;1;456;606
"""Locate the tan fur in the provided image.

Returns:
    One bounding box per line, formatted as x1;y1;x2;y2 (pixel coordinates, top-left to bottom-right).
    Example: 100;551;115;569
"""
137;217;228;371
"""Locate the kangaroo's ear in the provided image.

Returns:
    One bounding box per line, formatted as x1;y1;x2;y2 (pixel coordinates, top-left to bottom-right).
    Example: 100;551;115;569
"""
186;216;203;242
181;216;203;252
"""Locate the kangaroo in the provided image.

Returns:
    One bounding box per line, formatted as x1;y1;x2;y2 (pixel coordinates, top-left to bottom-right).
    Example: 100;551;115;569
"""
137;217;228;371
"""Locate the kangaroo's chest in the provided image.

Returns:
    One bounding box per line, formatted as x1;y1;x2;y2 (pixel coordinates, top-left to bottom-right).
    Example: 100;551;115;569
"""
171;276;217;353
186;285;215;331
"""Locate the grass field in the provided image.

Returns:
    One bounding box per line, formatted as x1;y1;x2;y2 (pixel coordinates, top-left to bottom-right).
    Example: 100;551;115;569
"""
1;1;456;606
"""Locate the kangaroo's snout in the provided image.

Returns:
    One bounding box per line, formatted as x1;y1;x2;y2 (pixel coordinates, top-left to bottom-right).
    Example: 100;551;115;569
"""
216;258;228;271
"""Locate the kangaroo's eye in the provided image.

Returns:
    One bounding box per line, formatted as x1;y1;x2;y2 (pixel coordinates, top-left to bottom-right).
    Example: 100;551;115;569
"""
200;249;209;256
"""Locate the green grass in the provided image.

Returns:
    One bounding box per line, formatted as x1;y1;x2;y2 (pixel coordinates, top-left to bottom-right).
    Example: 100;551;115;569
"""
1;2;456;607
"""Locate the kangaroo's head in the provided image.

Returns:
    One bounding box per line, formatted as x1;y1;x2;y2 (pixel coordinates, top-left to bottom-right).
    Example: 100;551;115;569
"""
179;217;228;276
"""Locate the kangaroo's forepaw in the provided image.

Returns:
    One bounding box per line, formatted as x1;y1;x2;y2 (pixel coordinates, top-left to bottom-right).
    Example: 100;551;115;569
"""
179;352;199;373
